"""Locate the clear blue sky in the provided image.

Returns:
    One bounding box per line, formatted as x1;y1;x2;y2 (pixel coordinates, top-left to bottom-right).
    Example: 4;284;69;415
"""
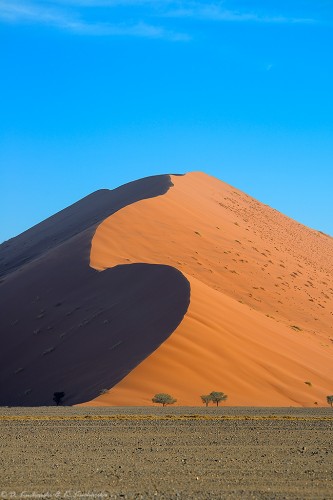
1;0;332;242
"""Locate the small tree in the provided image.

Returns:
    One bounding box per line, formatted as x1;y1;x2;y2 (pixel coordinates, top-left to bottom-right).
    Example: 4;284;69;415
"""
327;395;333;407
53;391;65;406
152;393;177;407
201;394;212;407
209;391;228;407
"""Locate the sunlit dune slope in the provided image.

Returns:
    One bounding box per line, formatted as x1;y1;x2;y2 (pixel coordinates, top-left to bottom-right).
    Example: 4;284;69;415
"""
87;172;333;407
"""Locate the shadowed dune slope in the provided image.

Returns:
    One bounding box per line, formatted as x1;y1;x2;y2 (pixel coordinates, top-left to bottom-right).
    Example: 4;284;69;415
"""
0;258;189;406
86;172;333;407
0;175;191;406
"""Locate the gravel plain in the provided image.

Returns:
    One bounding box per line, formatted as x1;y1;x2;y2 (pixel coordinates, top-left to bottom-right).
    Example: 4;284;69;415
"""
1;407;333;500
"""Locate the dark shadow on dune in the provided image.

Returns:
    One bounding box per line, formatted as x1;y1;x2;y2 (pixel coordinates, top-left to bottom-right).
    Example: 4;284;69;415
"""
0;261;190;406
0;174;174;278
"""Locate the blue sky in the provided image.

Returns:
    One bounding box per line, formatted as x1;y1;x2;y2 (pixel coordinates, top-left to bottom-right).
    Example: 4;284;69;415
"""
1;0;332;242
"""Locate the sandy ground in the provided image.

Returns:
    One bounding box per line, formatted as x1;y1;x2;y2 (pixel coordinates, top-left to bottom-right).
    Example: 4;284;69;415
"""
1;407;333;499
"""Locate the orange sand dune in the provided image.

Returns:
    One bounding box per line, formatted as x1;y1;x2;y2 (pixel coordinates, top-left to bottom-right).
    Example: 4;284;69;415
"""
0;175;188;406
91;275;332;407
86;172;333;406
1;172;332;407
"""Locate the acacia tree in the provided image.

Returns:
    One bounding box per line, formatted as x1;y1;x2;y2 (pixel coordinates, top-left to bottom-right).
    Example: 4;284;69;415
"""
201;394;212;407
152;393;177;407
327;395;333;407
209;391;228;407
53;391;65;406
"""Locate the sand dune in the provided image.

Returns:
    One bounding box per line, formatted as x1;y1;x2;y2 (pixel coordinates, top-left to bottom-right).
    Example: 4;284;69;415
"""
1;172;332;406
87;172;333;406
94;274;332;407
0;176;189;405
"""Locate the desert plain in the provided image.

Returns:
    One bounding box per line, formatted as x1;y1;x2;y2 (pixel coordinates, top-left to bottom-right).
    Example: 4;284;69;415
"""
1;406;333;500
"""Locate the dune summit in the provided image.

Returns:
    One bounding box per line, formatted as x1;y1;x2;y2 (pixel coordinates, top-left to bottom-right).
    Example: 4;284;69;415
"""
0;172;332;407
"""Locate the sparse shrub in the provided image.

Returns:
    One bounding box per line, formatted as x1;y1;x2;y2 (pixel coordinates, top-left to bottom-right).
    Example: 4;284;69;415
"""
152;393;177;407
304;381;312;387
53;392;65;406
201;394;212;407
327;395;333;407
209;391;228;407
99;388;109;395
